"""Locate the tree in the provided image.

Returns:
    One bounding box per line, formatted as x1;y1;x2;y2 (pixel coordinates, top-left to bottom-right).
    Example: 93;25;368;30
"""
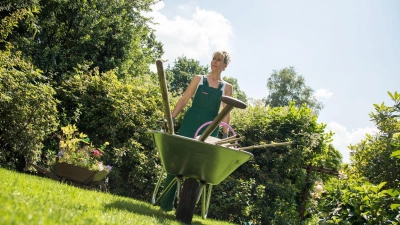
264;67;323;114
223;76;248;103
9;0;163;83
0;0;39;51
350;91;400;188
166;56;209;96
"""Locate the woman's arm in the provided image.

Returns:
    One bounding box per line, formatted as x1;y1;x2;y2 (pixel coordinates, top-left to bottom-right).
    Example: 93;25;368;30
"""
171;75;202;118
222;83;233;135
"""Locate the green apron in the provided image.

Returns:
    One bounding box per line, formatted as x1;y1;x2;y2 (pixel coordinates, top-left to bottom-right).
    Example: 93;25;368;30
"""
160;75;225;211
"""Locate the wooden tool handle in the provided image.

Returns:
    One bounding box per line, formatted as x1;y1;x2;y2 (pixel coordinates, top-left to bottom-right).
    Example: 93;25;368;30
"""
198;96;247;142
156;60;174;134
221;96;247;109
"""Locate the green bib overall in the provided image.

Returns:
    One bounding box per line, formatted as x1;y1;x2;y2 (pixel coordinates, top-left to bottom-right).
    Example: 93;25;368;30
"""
160;75;225;211
178;75;225;138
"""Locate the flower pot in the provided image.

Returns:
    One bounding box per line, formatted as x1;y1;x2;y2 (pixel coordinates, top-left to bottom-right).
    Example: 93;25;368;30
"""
56;161;109;183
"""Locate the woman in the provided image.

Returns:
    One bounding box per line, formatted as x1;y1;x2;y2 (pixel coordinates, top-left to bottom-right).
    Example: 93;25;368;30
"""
160;50;233;211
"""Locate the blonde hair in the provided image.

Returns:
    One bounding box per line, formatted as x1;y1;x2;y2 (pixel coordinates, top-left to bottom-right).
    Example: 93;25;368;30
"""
213;50;231;64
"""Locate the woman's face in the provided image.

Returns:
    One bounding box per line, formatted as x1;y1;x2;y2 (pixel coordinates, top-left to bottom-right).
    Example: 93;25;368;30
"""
211;53;228;72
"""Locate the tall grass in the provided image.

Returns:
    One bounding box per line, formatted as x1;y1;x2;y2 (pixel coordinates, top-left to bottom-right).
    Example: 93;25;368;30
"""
0;168;235;225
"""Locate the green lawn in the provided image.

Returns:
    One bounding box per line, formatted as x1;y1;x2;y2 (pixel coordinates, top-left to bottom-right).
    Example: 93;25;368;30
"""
0;168;235;225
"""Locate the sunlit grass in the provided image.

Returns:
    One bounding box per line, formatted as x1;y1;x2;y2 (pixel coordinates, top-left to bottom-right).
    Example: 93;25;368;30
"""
0;168;235;225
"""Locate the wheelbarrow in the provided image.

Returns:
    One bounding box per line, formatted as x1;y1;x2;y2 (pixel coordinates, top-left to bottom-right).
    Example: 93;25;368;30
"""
26;159;108;192
150;60;254;224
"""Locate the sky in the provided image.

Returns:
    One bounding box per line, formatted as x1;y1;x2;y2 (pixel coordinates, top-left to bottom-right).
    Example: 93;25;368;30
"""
145;0;400;163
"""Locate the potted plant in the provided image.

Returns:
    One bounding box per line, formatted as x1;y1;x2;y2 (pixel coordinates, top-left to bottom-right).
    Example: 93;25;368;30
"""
55;124;112;184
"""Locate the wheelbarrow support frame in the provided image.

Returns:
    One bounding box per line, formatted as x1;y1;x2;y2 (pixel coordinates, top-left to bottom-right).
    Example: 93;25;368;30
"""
151;170;212;219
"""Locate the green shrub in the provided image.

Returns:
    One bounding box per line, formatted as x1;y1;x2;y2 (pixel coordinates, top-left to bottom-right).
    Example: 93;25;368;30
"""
0;50;58;170
50;66;165;200
207;100;337;224
317;172;400;224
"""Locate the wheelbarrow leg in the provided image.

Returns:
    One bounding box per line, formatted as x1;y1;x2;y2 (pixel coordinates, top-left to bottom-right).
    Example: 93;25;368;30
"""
176;178;200;224
201;184;213;219
152;170;166;205
152;171;181;206
88;181;108;192
196;183;205;204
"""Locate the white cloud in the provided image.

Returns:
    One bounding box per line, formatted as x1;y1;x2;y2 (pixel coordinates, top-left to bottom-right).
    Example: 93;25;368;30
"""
325;122;378;163
314;89;333;99
145;1;233;66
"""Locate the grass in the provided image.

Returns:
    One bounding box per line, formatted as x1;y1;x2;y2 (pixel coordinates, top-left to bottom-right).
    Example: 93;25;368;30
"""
0;168;236;225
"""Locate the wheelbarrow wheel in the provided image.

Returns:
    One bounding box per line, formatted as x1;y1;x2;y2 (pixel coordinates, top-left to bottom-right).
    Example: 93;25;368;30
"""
176;178;199;224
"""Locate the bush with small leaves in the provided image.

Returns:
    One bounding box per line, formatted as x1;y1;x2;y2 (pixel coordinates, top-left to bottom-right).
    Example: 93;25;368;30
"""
51;66;166;200
0;50;58;170
206;100;341;224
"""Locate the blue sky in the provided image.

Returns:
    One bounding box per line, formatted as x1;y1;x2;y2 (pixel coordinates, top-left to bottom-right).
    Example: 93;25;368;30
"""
146;0;400;163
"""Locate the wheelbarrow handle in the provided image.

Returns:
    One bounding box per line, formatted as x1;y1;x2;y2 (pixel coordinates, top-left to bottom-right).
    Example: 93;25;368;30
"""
198;96;247;142
156;59;174;134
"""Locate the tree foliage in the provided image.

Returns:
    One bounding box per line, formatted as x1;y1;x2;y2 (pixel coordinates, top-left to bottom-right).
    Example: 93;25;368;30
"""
314;92;400;224
0;50;59;170
0;3;59;170
264;67;323;114
0;0;40;50
223;76;248;103
166;56;209;96
317;173;399;224
207;101;341;224
7;0;163;82
350;91;400;188
53;66;165;199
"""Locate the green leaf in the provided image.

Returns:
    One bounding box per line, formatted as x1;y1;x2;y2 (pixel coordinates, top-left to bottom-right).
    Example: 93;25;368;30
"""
390;150;400;158
391;204;400;210
370;186;378;194
388;91;394;99
377;182;387;191
385;189;400;197
354;186;364;192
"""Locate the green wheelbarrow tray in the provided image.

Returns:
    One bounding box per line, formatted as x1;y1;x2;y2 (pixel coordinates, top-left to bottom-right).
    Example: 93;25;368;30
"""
152;131;253;185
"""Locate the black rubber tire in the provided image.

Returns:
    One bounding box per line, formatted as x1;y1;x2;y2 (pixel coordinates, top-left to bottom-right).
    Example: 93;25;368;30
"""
176;178;199;224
